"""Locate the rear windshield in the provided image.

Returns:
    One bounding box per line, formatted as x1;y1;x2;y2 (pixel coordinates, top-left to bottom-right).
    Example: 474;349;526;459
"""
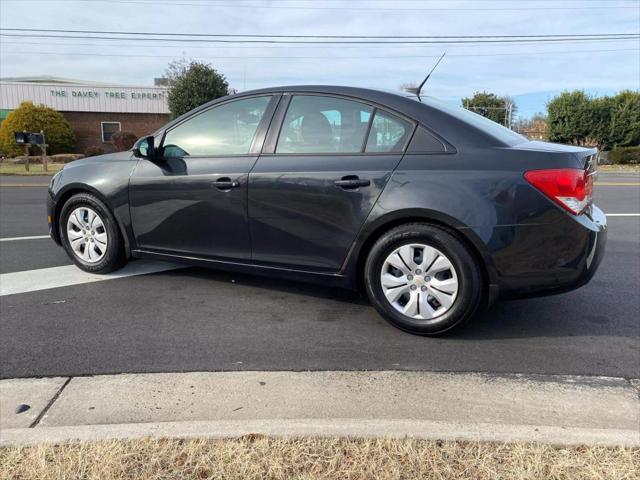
419;96;527;146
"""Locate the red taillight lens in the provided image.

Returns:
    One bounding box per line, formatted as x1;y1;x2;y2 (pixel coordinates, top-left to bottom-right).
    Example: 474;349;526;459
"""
524;168;593;215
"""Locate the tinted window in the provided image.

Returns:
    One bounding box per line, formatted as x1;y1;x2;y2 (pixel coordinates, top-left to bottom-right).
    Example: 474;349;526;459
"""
420;96;526;146
407;127;446;152
365;110;412;152
276;95;373;153
163;96;271;157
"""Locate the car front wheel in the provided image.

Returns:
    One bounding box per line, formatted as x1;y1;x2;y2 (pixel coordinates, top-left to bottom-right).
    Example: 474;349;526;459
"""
364;223;483;335
59;193;126;274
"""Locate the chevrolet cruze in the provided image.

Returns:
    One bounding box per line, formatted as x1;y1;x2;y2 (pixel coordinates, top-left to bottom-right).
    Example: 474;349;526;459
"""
47;86;607;335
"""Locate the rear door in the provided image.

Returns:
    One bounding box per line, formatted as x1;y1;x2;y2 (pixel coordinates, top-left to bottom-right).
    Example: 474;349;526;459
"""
129;95;278;260
248;94;414;271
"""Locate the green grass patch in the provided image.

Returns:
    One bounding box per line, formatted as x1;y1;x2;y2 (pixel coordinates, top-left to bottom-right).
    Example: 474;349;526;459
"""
0;163;64;176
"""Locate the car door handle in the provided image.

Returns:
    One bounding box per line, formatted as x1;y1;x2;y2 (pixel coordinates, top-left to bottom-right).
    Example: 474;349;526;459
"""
334;177;371;189
213;178;240;190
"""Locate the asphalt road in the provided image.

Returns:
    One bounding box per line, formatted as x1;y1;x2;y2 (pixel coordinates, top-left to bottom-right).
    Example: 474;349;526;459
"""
1;173;638;379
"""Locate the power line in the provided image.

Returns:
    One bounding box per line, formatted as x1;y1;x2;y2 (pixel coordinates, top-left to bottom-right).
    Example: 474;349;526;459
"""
1;33;637;45
3;29;636;39
1;47;636;60
4;0;637;10
2;38;634;50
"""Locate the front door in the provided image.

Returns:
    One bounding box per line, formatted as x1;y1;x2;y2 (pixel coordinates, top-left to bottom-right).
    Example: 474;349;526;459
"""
248;94;414;271
130;95;277;260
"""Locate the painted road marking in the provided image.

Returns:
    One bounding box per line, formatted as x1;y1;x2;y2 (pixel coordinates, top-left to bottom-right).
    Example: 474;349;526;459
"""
0;235;50;242
606;213;640;217
0;261;183;296
595;182;640;186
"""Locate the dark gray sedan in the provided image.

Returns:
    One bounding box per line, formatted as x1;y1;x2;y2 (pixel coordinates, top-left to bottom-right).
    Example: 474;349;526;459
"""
47;86;606;335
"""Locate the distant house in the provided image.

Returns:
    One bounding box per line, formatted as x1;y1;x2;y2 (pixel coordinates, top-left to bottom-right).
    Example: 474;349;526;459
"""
0;76;170;153
518;116;548;140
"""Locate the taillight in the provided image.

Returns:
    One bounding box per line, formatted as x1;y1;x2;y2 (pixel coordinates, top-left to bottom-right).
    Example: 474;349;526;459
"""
524;168;593;215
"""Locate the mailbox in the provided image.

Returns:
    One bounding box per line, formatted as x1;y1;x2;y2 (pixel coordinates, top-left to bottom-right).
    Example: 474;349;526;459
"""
14;132;28;144
27;133;44;145
13;131;44;145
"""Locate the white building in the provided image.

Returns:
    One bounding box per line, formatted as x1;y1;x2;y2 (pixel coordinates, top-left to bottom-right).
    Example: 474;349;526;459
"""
0;76;170;153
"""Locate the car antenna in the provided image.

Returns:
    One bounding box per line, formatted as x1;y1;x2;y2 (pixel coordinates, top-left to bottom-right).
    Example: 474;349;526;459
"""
405;52;446;102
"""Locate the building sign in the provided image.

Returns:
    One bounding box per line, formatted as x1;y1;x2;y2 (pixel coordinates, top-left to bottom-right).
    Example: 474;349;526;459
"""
0;81;170;114
50;89;165;101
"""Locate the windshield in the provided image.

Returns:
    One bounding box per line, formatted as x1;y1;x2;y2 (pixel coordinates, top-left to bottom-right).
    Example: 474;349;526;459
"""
418;96;527;146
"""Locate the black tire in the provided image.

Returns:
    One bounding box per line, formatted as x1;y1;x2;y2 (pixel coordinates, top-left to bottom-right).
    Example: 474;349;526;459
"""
364;223;483;335
59;192;127;274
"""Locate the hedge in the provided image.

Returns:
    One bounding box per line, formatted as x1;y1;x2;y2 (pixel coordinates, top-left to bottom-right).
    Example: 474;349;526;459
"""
0;102;75;156
607;146;640;165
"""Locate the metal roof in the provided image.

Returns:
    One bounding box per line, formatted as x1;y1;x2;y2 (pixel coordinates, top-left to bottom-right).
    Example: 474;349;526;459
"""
0;76;144;87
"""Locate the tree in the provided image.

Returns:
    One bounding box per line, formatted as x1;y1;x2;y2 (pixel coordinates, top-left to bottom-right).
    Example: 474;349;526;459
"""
0;102;75;156
547;90;640;150
546;91;592;146
461;91;516;126
111;131;138;151
585;96;613;151
165;59;229;118
608;90;640;148
515;113;548;140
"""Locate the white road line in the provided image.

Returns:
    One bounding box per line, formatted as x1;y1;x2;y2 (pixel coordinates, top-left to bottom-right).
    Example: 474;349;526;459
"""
606;213;640;217
0;261;183;297
0;235;50;242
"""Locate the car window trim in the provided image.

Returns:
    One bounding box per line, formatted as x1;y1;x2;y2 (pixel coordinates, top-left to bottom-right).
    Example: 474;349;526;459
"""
360;107;376;153
158;94;280;159
263;92;418;156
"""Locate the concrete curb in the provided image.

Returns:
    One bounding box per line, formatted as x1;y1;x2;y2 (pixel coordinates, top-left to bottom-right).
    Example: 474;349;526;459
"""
2;371;639;447
2;419;639;447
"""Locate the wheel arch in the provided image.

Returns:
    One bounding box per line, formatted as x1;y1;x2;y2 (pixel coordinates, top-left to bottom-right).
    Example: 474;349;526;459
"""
53;184;132;258
347;210;498;305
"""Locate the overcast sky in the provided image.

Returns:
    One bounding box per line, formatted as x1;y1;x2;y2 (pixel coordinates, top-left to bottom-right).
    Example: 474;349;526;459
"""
0;0;638;119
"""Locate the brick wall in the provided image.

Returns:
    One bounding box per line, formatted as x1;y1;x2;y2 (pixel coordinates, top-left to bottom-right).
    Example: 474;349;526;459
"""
62;111;170;154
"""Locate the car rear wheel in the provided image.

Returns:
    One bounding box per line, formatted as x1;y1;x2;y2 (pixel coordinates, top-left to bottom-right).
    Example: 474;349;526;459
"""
364;223;483;335
59;193;126;274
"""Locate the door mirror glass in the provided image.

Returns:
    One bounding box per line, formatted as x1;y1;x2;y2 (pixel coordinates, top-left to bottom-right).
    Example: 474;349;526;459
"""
133;135;155;159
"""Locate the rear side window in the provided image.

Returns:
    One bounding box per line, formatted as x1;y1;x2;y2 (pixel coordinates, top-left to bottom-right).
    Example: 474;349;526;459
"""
365;110;412;153
407;127;446;153
162;96;271;157
276;95;373;154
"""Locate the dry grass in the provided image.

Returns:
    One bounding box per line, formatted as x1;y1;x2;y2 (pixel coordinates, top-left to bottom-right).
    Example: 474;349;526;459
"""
0;163;63;176
598;164;640;173
1;436;638;480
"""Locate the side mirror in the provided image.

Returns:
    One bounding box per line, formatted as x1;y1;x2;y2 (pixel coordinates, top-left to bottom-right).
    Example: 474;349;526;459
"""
132;135;158;160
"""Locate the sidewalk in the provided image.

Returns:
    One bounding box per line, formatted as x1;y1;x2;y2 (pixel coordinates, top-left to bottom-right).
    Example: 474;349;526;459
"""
1;371;639;446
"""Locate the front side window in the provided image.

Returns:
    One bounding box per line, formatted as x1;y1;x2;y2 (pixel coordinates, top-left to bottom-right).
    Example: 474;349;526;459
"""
101;122;120;143
276;95;373;154
365;111;412;152
162;96;271;157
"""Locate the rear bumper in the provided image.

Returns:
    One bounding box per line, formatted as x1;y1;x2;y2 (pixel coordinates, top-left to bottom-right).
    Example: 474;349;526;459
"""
495;205;607;300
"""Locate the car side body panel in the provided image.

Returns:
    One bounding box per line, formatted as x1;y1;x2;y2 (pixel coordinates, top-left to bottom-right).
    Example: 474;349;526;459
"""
48;152;138;256
47;85;606;304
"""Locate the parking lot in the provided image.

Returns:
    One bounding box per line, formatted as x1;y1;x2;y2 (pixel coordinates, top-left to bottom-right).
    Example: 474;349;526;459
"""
1;172;638;380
